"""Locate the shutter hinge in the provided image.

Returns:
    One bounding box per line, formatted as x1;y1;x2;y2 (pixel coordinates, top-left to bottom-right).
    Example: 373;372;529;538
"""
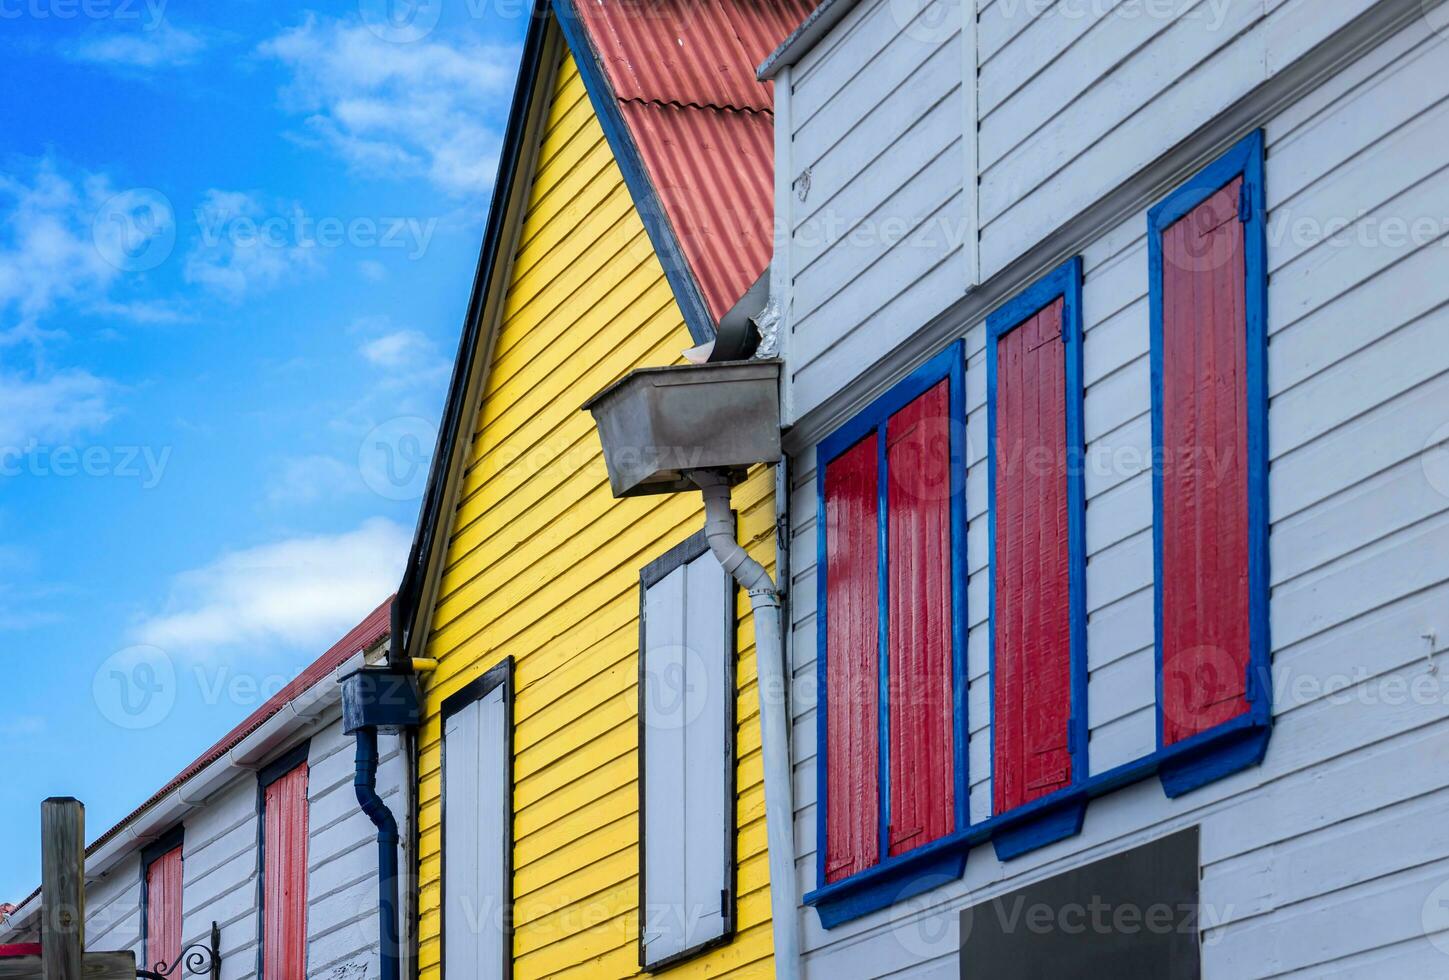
1238;182;1252;223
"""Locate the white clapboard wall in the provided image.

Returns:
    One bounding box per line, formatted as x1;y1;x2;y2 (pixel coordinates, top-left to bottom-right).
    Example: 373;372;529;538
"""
782;0;1406;424
15;709;407;980
785;9;1449;977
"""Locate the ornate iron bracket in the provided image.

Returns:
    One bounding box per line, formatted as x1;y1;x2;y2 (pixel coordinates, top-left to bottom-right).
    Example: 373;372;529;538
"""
138;920;220;980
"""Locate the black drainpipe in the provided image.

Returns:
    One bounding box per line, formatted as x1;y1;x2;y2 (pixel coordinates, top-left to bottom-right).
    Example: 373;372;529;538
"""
341;667;422;980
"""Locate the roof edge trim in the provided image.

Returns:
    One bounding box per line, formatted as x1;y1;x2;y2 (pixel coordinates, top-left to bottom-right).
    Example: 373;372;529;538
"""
758;0;861;80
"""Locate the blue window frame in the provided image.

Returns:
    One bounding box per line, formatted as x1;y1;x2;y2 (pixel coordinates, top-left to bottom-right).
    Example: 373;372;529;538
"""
808;341;969;927
805;131;1273;930
1147;129;1273;796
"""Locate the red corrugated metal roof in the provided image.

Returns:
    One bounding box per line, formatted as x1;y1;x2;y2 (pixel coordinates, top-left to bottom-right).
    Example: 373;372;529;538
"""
572;0;818;321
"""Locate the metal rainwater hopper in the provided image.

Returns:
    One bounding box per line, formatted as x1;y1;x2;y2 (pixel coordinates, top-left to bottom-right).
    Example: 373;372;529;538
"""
582;359;783;498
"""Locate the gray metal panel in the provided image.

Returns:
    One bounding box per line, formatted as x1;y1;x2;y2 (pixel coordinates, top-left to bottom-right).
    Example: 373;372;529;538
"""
960;828;1200;980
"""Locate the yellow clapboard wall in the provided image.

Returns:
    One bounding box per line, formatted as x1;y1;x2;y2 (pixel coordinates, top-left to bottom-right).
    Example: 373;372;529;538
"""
415;48;777;980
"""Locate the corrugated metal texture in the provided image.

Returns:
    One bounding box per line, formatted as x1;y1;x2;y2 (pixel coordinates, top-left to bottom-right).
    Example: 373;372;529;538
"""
577;0;816;109
885;382;955;856
993;299;1073;814
823;433;880;884
1160;179;1252;746
263;763;309;980
622;100;775;323
572;0;817;319
415;51;779;979
143;846;182;971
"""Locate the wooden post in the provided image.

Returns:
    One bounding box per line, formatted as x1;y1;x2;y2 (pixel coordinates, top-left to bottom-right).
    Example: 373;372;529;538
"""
40;798;83;980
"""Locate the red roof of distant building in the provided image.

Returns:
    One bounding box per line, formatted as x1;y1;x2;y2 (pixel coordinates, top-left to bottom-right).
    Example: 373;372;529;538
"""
568;0;818;321
87;597;394;856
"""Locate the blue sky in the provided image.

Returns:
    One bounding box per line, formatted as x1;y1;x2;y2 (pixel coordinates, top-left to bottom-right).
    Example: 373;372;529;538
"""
0;0;527;901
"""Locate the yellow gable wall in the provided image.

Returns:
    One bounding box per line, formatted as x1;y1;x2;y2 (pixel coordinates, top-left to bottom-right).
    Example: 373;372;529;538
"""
415;48;777;979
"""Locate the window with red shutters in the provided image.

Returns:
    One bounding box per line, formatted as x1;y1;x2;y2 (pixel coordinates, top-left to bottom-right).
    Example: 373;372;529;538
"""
818;344;965;888
261;757;309;980
143;840;183;972
1157;177;1253;746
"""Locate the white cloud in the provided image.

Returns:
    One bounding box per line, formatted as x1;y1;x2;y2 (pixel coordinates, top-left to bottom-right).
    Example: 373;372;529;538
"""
360;328;434;370
359;259;387;282
266;453;363;506
67;25;209;69
0;163;121;331
0;368;113;447
259;16;517;196
134;517;408;656
184;189;321;301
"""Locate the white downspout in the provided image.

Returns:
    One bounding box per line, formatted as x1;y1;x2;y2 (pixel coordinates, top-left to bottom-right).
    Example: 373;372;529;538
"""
694;469;800;980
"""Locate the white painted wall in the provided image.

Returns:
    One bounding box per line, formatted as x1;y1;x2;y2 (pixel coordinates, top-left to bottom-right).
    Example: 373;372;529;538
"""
786;13;1449;977
785;0;972;422
47;708;407;980
781;0;1405;423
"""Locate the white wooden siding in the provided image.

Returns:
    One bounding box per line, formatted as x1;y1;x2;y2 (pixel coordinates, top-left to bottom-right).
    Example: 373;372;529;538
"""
782;0;1410;422
64;709;405;980
787;16;1449;976
786;0;970;422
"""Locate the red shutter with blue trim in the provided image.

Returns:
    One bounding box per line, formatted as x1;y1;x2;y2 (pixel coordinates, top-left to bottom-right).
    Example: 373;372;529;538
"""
886;381;955;854
1160;177;1252;745
824;433;881;883
994;298;1074;814
145;845;183;971
263;762;308;979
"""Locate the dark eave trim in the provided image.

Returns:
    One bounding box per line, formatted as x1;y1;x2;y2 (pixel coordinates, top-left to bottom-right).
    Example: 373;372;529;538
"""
390;2;555;666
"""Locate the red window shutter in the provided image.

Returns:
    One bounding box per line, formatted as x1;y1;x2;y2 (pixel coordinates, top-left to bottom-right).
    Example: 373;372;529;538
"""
886;381;955;855
263;762;309;979
824;433;881;883
145;845;183;971
994;297;1074;814
1160;177;1253;745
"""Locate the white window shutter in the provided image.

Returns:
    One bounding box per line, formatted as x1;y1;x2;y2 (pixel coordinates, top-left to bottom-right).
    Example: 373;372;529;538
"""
641;547;732;967
444;677;509;977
